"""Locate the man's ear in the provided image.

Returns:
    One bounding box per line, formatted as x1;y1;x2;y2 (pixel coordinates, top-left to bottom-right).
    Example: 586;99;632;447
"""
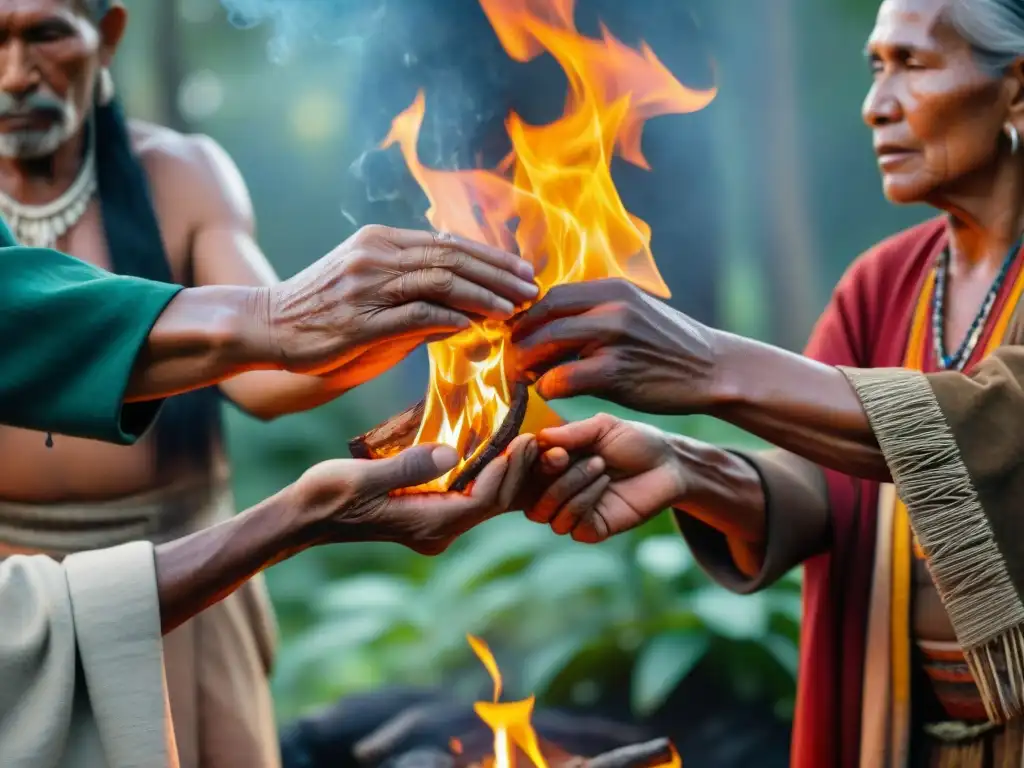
96;4;127;67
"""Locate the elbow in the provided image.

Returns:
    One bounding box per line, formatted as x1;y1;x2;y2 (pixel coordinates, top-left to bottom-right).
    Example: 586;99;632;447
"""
245;405;285;422
226;395;288;422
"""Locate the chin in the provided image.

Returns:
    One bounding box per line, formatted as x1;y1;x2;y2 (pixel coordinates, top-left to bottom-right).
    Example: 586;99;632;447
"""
880;174;930;205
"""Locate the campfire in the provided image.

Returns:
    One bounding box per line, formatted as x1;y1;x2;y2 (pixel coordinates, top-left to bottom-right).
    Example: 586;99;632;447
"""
350;0;716;490
458;635;680;768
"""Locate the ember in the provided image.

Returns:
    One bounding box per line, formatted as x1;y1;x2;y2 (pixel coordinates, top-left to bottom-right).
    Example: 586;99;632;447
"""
351;0;716;490
464;635;681;768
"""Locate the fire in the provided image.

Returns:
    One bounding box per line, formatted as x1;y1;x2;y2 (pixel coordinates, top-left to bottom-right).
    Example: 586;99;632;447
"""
466;635;681;768
381;0;716;489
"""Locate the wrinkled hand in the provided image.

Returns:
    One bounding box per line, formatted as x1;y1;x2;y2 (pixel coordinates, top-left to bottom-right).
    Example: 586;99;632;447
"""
512;279;718;414
525;414;688;542
294;434;538;555
269;225;538;379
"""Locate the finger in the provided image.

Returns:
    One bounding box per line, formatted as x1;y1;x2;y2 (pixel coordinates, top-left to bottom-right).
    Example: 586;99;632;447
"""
358;443;459;496
535;356;616;401
386;269;520;319
550;475;612;536
399;246;539;306
497;434;539;511
512;280;628;341
387;228;536;282
430;455;510;534
538;447;570;474
525;455;606;524
537;415;615;453
513;309;620;377
374;302;473;338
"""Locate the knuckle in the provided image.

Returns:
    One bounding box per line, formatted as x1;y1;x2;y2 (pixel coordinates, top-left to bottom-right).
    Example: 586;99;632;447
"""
345;251;374;275
355;224;383;243
407;302;434;326
610;278;636;298
424;268;456;295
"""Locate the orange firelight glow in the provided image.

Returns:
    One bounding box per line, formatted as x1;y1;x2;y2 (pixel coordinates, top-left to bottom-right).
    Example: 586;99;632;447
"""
381;0;716;489
466;635;681;768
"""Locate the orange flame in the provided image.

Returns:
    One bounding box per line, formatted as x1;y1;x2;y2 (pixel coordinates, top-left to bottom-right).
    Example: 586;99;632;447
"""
381;0;716;489
466;635;682;768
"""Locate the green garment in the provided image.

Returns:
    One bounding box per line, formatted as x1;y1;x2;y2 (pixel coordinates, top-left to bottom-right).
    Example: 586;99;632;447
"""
0;216;181;443
0;216;186;766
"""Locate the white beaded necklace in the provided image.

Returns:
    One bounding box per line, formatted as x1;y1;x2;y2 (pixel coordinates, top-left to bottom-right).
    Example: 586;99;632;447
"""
0;127;97;249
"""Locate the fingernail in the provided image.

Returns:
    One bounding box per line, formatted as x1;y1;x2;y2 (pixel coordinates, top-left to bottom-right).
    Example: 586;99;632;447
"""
432;446;459;471
587;456;605;473
522;281;540;297
496;298;516;315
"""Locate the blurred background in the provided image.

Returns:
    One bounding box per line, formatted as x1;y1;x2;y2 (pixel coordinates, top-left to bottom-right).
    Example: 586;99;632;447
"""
115;0;931;763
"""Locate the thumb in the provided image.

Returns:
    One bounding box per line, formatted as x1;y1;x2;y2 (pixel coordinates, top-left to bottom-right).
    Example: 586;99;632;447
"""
359;444;460;495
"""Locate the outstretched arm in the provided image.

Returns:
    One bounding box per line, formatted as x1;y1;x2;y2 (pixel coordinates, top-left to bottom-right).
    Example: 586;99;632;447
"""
0;238;279;443
184;135;417;420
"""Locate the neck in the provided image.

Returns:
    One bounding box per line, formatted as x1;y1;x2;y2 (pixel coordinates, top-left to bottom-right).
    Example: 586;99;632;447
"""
0;127;87;205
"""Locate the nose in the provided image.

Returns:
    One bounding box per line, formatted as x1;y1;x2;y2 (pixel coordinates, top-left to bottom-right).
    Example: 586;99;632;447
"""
862;79;903;128
0;40;39;98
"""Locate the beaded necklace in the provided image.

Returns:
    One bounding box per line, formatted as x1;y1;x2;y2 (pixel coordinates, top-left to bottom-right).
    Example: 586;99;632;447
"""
931;234;1023;371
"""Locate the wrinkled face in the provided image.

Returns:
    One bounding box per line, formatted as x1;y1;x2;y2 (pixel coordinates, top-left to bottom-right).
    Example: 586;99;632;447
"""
0;0;101;159
863;0;1009;204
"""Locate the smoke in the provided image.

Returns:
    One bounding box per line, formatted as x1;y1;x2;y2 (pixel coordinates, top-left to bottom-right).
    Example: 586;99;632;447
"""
218;0;385;62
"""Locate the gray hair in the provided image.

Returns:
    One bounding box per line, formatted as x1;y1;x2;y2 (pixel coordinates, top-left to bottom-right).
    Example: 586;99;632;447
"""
947;0;1024;75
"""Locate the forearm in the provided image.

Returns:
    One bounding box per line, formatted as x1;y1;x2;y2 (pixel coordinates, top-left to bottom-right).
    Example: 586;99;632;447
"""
668;434;767;564
125;285;279;402
671;436;832;589
220;370;351;421
706;331;891;482
154;487;308;634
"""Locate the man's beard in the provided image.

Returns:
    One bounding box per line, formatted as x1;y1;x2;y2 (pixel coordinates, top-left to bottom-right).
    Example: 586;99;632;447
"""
0;91;80;160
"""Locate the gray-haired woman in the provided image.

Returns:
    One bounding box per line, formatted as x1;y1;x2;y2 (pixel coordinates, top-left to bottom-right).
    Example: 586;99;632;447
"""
510;0;1024;765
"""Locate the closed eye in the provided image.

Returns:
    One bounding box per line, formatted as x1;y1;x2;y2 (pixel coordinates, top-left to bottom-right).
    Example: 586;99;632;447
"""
24;20;76;44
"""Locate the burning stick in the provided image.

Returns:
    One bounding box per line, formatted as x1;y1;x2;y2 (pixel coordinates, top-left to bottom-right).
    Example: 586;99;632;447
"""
580;739;675;768
348;381;529;491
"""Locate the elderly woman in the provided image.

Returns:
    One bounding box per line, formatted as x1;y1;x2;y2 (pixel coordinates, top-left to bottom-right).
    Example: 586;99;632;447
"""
511;0;1024;765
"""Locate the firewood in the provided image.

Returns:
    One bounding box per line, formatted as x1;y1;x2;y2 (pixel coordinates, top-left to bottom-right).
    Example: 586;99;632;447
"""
584;738;675;768
347;382;530;492
448;381;529;491
349;400;425;460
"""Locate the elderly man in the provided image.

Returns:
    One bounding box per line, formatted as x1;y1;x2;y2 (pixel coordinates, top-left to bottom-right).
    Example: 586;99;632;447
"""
0;210;578;768
0;1;547;765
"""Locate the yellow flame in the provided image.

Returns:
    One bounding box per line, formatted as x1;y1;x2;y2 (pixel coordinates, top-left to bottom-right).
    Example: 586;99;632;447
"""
382;0;716;489
466;635;682;768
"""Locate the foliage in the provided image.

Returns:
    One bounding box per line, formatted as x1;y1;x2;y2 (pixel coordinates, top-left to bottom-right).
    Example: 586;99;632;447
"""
228;391;802;724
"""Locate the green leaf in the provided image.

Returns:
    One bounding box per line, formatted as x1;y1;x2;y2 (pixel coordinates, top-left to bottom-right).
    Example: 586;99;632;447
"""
631;631;710;716
521;631;597;696
526;546;627;599
634;535;693;580
425;515;554;597
689;588;769;640
761;634;800;678
315;572;416;615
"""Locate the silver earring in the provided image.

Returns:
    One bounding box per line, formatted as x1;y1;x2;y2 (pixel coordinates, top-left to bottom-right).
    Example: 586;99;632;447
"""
96;68;114;107
1006;122;1020;155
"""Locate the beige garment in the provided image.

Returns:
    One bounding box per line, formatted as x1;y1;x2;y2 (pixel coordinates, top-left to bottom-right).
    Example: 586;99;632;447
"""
0;475;281;768
0;541;176;767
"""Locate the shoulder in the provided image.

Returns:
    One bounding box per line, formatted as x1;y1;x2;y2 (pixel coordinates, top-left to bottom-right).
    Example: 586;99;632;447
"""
128;120;253;226
840;217;944;295
831;217;942;307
